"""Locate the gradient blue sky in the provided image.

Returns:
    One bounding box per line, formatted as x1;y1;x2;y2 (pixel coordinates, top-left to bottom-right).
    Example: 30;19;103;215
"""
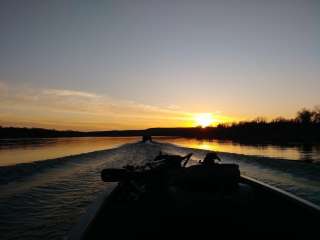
0;0;319;130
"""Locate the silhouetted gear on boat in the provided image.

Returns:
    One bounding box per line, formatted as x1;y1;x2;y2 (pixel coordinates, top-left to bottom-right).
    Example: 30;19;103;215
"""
154;152;192;168
200;152;221;165
70;152;320;240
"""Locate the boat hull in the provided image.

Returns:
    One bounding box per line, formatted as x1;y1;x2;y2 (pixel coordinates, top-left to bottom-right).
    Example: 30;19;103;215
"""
68;175;320;240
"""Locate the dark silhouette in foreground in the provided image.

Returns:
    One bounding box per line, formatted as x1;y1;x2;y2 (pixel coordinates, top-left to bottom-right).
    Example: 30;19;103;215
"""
70;152;320;239
199;151;221;165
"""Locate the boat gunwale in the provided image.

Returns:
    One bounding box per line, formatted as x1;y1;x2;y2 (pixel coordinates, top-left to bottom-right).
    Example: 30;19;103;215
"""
66;183;117;240
240;175;320;213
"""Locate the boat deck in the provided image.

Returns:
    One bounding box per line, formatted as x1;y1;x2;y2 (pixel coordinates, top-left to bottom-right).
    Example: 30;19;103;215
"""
79;176;319;239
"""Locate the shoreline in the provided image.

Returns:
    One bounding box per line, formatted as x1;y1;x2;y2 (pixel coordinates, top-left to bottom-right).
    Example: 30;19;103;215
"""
1;134;320;146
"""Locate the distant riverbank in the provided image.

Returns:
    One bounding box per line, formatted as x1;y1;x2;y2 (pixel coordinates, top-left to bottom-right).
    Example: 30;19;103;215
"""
1;107;320;143
1;124;320;144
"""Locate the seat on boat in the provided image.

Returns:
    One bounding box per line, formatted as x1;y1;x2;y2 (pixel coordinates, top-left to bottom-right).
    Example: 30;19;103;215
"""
171;163;240;191
167;163;250;215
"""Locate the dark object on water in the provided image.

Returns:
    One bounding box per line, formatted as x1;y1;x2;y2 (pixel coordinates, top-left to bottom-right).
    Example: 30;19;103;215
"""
68;153;320;240
142;134;152;142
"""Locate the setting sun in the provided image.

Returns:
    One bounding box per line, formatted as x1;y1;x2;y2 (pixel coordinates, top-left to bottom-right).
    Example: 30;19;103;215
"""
194;113;214;128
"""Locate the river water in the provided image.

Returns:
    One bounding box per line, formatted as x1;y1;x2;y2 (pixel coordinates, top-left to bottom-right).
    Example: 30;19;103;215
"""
0;137;319;239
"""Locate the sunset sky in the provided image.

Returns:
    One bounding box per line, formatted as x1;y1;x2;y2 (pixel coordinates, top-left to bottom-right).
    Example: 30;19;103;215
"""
0;0;319;131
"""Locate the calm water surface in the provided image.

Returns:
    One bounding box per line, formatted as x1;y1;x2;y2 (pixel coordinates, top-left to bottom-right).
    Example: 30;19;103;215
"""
155;137;320;163
0;137;140;166
1;136;319;167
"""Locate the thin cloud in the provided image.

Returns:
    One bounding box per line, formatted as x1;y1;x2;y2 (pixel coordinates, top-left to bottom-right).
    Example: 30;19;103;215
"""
43;89;99;99
167;105;181;110
0;84;232;130
0;81;9;95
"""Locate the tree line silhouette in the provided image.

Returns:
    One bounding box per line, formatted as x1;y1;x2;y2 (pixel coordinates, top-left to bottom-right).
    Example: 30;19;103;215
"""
1;107;320;143
211;107;320;143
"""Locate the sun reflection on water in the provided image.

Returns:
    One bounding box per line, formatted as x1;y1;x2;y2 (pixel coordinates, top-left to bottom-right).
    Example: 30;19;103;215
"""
155;137;319;162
